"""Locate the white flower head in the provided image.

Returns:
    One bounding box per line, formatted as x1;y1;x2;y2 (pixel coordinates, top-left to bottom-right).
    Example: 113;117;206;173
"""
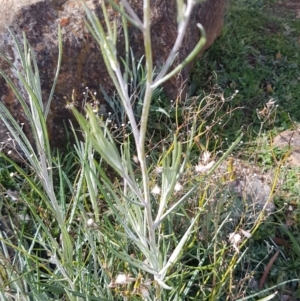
228;232;242;253
266;98;276;108
240;229;251;238
174;182;183;192
195;160;215;174
115;274;127;285
132;155;139;164
115;274;135;285
87;218;94;227
87;218;98;229
202;151;211;165
49;254;59;265
195;151;215;174
151;184;161;195
154;166;163;174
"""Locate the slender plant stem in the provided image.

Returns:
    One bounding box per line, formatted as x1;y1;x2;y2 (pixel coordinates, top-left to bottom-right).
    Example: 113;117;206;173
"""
115;68;140;146
154;0;195;83
151;23;206;90
138;0;155;249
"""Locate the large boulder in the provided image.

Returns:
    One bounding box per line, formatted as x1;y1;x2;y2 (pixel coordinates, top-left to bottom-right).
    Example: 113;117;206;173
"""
0;0;225;149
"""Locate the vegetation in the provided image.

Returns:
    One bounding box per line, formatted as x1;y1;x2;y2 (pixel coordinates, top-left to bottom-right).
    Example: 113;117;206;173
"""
0;0;299;300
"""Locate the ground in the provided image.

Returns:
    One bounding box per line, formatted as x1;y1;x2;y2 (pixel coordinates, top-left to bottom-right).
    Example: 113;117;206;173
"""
279;0;300;18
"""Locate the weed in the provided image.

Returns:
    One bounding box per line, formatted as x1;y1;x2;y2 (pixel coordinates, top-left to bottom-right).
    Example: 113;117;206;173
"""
0;0;299;300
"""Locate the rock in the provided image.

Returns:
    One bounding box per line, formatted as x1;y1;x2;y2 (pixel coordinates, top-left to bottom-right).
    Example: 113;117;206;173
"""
228;174;274;219
0;0;225;150
273;128;300;166
216;158;274;226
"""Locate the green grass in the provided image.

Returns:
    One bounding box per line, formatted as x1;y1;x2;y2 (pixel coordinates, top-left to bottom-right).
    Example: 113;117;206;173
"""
191;0;300;141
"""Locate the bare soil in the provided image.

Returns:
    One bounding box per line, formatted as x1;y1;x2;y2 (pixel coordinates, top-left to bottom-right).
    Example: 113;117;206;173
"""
273;0;300;18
